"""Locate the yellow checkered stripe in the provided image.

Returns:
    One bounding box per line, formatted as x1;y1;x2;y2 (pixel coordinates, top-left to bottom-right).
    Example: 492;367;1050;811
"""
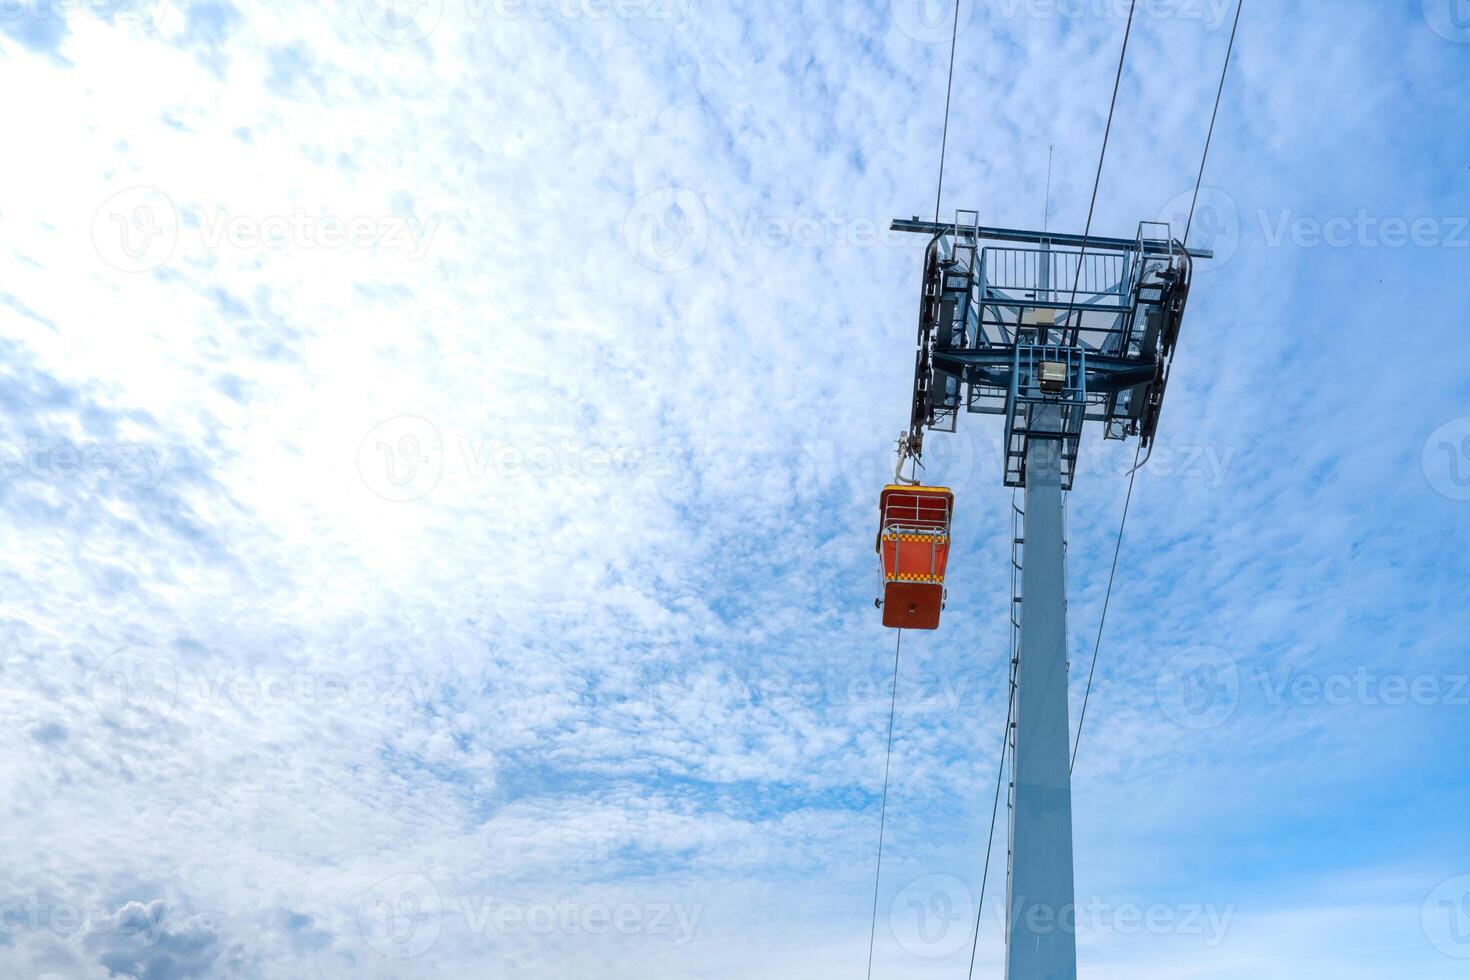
886;573;944;583
882;532;949;543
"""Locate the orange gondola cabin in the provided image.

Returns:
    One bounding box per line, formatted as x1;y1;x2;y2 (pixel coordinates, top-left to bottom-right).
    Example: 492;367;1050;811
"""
876;484;955;630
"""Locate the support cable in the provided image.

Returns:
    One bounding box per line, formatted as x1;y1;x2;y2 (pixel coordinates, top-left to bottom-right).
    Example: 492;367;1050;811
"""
964;655;1017;979
1073;2;1244;773
864;628;905;980
1063;0;1139;340
901;0;962;467
868;35;963;966
931;0;963;224
1184;0;1245;249
867;32;963;967
1070;440;1141;773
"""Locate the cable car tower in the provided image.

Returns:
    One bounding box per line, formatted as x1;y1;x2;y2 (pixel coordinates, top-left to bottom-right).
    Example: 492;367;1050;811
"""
879;211;1211;979
862;7;1241;976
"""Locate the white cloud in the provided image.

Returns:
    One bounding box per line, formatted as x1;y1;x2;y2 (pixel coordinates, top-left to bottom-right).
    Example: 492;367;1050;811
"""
0;0;1467;976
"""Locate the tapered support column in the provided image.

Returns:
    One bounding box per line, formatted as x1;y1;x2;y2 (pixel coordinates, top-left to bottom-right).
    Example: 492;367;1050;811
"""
1005;406;1078;980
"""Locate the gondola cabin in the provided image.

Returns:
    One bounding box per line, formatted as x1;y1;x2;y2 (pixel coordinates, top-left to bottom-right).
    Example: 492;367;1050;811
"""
877;484;954;630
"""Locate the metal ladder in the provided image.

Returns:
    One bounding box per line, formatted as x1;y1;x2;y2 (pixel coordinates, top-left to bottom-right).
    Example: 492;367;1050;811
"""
1004;495;1023;942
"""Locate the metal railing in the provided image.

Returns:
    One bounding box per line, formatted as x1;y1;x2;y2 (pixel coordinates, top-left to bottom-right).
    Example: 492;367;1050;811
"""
979;247;1130;308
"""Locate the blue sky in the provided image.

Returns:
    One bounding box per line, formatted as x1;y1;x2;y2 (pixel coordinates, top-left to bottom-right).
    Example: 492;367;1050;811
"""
0;0;1468;977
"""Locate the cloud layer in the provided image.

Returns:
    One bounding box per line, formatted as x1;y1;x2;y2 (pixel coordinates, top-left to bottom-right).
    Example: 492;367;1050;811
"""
1;0;1468;976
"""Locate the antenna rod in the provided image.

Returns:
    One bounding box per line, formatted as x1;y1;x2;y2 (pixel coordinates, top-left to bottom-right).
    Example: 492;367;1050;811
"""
1043;144;1054;233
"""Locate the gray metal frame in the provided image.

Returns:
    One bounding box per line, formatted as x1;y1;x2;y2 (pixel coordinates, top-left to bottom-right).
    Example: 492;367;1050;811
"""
895;216;1199;489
